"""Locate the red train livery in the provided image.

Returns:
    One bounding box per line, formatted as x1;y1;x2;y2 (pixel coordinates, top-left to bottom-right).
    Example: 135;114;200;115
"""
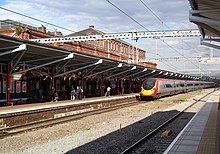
139;78;215;100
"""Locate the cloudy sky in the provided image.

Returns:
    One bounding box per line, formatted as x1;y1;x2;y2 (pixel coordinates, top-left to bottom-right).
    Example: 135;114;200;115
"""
0;0;218;77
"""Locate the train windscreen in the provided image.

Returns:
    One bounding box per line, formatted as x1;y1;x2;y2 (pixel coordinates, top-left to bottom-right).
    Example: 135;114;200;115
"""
143;78;157;90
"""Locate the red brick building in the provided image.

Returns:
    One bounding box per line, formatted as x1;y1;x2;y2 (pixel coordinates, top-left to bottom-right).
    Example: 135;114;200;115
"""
0;19;157;68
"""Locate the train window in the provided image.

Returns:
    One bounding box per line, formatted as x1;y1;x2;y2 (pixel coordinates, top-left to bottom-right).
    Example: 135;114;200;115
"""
180;84;185;87
142;78;156;90
165;84;172;88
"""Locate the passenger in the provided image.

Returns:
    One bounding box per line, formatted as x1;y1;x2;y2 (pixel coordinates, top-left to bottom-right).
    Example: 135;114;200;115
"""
76;86;81;100
80;87;84;99
54;91;59;102
71;88;76;100
38;88;43;101
121;85;124;95
51;91;59;102
107;86;111;96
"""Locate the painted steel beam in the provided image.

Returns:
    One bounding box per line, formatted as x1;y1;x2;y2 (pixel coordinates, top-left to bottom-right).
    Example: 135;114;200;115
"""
30;29;201;43
146;56;220;62
55;59;103;77
84;66;115;78
12;53;74;75
201;41;220;50
0;44;26;57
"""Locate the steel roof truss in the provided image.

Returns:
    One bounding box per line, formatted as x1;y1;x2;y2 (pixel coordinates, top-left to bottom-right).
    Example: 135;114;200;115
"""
124;70;146;79
107;69;132;79
0;44;26;57
10;49;26;74
135;70;154;79
12;54;73;75
84;65;100;77
83;65;119;78
55;59;102;77
32;70;51;78
120;69;141;78
54;59;71;76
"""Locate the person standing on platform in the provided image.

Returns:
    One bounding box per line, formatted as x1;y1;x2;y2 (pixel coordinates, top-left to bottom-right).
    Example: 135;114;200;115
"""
71;88;76;100
52;91;59;102
80;86;84;99
107;86;111;96
76;86;81;100
121;85;124;95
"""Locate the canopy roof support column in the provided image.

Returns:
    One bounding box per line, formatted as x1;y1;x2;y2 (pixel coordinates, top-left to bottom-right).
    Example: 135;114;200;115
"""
7;64;10;106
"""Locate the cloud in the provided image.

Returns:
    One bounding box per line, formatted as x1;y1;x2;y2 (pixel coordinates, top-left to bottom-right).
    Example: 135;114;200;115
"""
0;0;218;76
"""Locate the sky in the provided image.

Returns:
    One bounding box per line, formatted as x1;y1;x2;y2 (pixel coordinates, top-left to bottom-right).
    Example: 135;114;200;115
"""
0;0;219;78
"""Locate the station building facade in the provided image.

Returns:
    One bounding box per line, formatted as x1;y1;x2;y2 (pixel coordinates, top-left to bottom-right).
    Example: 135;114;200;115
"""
0;19;157;106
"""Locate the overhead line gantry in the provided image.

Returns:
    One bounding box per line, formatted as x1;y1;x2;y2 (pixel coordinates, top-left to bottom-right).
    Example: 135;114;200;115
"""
30;29;201;43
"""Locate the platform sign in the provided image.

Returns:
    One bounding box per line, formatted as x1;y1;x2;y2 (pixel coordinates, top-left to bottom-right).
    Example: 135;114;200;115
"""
16;81;21;93
56;78;60;91
22;81;27;93
3;80;6;93
10;81;15;93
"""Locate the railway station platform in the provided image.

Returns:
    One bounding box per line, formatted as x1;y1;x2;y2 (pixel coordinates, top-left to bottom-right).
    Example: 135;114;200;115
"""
0;93;138;128
164;90;220;154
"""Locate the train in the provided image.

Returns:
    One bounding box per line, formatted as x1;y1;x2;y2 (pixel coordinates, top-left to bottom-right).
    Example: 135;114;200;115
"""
139;78;215;100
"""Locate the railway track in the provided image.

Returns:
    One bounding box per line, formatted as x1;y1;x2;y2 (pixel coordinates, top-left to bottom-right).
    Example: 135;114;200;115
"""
121;90;214;154
0;100;138;139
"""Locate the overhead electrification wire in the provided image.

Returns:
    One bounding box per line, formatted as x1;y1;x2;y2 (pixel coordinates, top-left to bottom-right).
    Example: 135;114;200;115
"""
139;0;200;67
0;6;75;33
107;0;199;70
106;0;149;31
106;0;178;70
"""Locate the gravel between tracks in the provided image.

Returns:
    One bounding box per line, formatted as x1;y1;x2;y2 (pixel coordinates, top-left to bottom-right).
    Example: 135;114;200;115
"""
0;89;213;154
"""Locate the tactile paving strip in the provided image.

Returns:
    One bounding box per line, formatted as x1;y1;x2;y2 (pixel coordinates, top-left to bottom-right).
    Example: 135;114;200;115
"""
196;96;219;154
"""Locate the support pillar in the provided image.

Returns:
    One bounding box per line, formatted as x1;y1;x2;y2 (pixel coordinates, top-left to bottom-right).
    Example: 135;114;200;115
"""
130;79;133;93
52;66;55;93
81;76;84;98
101;75;104;96
7;64;11;106
117;78;120;95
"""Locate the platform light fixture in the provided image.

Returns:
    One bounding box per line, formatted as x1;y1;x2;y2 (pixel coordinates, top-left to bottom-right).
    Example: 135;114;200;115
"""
64;53;74;60
151;70;156;73
131;66;136;70
12;44;27;53
159;71;163;74
117;63;123;67
95;59;103;65
142;68;147;72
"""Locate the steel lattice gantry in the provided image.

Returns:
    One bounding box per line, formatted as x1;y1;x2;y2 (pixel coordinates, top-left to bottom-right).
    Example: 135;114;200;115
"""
30;29;201;43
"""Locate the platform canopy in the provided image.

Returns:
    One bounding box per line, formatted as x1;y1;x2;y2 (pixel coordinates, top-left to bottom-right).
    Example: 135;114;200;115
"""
189;0;220;49
0;34;208;81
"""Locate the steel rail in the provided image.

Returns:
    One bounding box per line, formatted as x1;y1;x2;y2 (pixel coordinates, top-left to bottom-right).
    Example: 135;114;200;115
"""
121;89;215;154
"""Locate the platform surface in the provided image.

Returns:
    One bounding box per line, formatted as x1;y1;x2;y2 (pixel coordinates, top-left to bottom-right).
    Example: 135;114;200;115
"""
0;93;138;115
164;90;220;154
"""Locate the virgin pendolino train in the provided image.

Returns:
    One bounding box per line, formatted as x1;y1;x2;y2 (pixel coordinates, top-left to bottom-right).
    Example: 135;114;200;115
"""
139;78;215;100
